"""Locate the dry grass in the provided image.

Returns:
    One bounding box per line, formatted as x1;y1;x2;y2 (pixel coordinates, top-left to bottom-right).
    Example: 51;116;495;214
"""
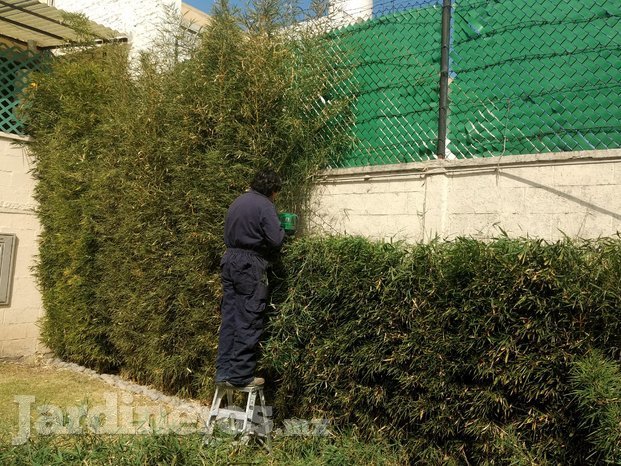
0;361;178;443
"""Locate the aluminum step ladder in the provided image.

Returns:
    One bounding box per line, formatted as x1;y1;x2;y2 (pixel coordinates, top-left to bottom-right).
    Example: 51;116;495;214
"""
204;382;272;451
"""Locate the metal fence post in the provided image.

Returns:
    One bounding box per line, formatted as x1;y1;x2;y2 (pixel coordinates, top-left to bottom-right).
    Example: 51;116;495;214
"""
437;0;452;159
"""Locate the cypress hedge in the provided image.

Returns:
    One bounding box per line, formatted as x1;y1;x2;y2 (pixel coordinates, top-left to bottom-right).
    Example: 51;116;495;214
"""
263;236;621;464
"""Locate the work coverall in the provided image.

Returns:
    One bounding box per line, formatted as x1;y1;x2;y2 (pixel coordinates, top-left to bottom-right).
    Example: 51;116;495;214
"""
216;189;285;386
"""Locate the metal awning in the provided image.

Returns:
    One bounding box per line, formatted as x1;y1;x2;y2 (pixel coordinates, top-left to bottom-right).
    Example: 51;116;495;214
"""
0;0;124;49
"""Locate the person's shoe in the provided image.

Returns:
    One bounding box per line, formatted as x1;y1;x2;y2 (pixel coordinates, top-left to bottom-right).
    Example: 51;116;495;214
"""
226;377;265;388
247;377;265;387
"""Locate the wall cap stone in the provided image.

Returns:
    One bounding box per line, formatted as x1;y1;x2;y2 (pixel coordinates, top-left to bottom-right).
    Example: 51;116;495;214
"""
0;132;32;143
319;149;621;182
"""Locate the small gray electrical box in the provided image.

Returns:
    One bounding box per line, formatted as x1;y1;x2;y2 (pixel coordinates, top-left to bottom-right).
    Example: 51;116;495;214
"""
0;234;16;305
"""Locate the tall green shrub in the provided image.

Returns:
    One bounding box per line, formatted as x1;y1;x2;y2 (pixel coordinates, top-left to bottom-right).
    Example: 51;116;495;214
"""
22;0;351;394
26;46;132;371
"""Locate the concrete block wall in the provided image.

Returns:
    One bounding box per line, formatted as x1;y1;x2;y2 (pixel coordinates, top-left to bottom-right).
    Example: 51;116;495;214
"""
0;134;44;358
311;149;621;242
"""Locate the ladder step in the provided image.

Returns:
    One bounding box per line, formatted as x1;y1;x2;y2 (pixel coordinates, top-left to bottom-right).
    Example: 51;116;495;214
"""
215;383;262;393
212;408;247;420
205;384;272;452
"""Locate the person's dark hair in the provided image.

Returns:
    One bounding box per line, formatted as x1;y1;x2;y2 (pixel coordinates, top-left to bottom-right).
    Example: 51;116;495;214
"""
251;169;282;196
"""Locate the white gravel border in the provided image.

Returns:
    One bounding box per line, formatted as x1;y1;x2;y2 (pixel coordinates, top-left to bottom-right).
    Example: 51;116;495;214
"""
43;357;211;420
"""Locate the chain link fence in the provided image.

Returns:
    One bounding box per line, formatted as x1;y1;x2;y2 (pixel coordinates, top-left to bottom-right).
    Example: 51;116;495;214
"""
2;1;618;163
316;0;621;167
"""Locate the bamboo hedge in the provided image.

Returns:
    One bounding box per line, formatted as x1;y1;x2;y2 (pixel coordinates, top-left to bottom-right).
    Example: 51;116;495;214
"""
263;236;621;464
22;1;350;395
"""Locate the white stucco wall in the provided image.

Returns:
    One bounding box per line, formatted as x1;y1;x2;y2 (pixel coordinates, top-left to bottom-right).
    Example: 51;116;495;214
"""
311;149;621;242
53;0;182;54
330;0;373;26
0;133;44;358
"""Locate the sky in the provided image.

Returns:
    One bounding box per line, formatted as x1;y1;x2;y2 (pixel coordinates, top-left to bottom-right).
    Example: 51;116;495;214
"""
183;0;440;17
183;0;218;14
183;0;313;15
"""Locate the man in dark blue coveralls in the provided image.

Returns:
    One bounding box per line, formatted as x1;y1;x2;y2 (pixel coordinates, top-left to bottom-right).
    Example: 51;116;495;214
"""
216;169;286;387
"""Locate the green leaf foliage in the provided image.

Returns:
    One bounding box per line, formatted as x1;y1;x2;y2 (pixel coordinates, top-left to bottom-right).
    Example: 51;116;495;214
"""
570;350;621;464
263;235;621;464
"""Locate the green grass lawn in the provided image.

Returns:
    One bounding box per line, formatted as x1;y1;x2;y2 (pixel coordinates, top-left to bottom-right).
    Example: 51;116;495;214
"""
0;362;407;465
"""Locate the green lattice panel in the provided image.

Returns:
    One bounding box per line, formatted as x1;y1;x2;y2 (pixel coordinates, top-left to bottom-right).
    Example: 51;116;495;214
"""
0;44;46;136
